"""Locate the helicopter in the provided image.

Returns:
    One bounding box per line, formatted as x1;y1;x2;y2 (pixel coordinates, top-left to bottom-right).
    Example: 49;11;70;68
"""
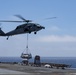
0;15;45;40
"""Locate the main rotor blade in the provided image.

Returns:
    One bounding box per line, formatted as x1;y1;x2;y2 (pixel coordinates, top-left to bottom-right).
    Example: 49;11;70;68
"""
15;15;26;21
0;20;24;22
45;17;57;20
14;15;32;22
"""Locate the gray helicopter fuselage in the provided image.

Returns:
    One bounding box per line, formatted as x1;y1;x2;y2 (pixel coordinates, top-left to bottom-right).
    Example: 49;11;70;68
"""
5;23;45;36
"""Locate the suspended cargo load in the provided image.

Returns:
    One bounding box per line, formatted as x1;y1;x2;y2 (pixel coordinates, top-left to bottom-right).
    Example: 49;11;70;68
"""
21;53;32;59
20;33;32;60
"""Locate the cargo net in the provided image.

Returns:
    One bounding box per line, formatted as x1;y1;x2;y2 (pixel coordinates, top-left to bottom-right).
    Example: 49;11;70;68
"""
21;47;32;59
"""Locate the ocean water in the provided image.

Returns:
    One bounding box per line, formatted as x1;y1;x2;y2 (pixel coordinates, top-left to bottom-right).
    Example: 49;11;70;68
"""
0;57;76;68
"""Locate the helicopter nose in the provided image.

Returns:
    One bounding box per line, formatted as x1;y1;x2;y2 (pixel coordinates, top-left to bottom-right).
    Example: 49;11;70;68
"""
37;26;45;29
42;26;45;29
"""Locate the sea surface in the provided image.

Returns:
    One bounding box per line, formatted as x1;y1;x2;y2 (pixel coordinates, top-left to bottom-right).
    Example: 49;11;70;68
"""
0;57;76;68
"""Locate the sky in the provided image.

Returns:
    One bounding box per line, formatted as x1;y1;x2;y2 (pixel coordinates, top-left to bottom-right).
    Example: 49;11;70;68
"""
0;0;76;57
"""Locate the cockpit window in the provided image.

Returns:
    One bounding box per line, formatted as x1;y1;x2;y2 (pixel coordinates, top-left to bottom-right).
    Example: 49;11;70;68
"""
16;26;22;29
35;23;40;26
16;27;19;29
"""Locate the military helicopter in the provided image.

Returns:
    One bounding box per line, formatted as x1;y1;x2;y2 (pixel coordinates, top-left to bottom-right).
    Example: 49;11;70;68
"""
0;15;46;40
0;15;56;40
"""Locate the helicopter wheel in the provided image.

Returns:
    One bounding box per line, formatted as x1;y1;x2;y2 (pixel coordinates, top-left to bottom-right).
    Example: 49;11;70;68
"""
34;32;37;34
6;36;9;40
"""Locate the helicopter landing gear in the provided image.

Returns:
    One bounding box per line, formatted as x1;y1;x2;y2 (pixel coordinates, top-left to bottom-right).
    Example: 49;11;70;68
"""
34;32;37;34
6;36;9;40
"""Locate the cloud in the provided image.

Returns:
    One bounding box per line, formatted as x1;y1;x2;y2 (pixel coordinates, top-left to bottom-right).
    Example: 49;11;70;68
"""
37;35;76;42
0;35;76;57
